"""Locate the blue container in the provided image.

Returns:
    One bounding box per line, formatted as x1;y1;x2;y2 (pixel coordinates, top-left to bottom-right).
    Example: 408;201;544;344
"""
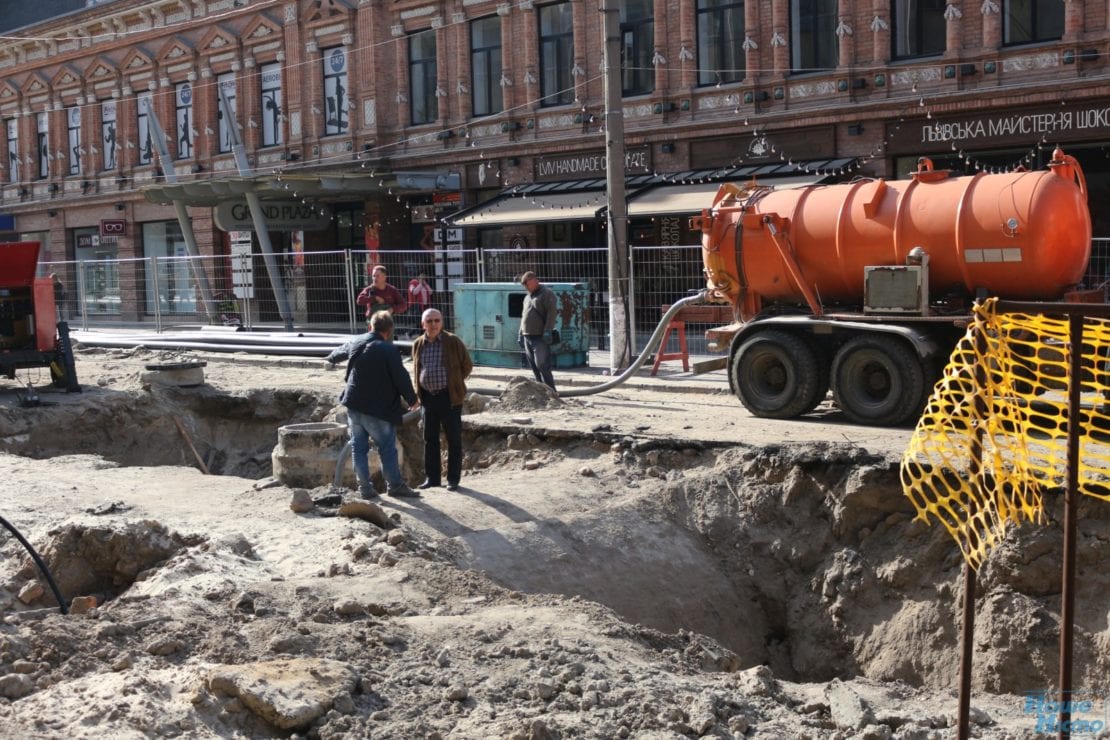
452;282;590;368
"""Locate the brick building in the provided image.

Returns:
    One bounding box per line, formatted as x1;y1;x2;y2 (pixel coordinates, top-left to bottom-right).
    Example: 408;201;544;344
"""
0;0;1107;322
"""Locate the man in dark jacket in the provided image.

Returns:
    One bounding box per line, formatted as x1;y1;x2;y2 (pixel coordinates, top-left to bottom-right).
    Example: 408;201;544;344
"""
411;308;474;491
517;271;558;390
326;312;420;499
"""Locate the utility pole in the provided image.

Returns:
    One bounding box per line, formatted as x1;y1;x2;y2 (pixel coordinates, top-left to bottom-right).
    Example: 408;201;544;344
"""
601;0;631;372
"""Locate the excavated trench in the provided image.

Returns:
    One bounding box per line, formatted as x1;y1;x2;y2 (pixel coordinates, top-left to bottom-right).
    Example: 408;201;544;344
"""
2;383;1109;696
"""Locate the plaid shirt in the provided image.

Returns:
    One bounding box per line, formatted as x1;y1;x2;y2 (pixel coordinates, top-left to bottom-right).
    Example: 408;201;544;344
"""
418;335;448;393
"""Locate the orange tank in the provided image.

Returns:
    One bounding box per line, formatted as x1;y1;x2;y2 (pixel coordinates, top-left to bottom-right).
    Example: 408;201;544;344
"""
698;149;1092;321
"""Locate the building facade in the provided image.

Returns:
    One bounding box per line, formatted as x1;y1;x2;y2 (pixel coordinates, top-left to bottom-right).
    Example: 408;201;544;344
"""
0;0;1107;322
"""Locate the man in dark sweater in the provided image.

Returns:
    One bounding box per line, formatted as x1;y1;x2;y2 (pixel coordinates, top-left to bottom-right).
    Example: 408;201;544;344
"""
326;312;420;499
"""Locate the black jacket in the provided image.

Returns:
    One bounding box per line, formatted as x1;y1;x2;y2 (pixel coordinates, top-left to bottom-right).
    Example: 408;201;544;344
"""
328;332;416;425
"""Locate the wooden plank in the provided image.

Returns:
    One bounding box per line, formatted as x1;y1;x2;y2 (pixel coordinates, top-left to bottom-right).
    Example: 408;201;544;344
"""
692;357;727;374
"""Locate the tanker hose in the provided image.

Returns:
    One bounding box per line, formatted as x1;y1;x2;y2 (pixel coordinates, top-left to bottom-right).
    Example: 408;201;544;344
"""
0;514;69;615
558;290;709;398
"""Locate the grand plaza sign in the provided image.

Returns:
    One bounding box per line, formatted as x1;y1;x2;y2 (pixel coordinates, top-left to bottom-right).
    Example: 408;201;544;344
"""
886;103;1110;154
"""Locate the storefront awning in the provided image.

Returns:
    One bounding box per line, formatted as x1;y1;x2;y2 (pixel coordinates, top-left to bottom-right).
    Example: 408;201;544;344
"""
140;171;460;207
447;190;610;227
447;159;853;227
624;175;824;217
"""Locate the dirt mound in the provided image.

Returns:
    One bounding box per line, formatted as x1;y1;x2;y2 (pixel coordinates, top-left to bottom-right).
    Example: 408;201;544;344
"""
496;376;564;412
9;520;201;607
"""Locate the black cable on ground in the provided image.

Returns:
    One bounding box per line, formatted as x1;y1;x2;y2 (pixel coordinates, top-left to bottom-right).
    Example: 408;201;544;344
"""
0;514;68;615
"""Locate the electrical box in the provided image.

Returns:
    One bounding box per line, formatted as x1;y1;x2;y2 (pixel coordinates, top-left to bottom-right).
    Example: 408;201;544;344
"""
863;265;925;314
452;282;590;368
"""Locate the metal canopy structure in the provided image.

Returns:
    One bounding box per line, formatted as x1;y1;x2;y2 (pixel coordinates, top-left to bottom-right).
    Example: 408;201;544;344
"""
140;171;461;207
444;159;852;227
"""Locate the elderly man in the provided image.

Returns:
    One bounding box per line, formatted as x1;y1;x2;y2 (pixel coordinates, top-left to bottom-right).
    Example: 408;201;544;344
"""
326;312;420;499
517;270;558;390
411;308;473;491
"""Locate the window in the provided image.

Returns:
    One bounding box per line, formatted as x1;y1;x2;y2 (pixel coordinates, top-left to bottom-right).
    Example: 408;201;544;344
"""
409;30;438;125
36;112;48;179
471;17;503;117
538;2;574;107
260;62;283;147
1004;0;1063;44
621;0;654;96
6;118;17;183
893;0;946;58
322;47;349;136
791;0;838;72
137;93;153;165
697;0;745;86
217;72;237;153
101;100;117;170
67;106;81;175
144;221;195;314
175;82;193;159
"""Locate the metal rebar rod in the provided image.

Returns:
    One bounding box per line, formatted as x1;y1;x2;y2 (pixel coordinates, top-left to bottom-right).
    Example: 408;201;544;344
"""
1058;313;1083;740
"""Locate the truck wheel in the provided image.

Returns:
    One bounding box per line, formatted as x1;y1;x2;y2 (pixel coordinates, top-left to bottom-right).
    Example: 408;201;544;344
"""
732;330;826;419
831;335;924;426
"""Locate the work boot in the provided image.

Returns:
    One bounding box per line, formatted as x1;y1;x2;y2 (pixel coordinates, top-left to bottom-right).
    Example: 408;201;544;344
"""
358;481;379;500
386;483;420;498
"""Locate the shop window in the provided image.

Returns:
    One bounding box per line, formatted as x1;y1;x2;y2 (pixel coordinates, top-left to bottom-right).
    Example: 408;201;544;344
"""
893;0;946;58
471;16;503;117
137;93;153;165
697;0;745;86
1003;0;1063;45
322;47;349;136
6;118;17;183
409;30;438;125
790;0;837;73
67;106;81;176
217;72;237;154
143;220;196;315
36;112;48;179
261;62;283;147
621;0;654;96
176;82;193;159
538;2;574;107
74;226;120;315
101;100;117;171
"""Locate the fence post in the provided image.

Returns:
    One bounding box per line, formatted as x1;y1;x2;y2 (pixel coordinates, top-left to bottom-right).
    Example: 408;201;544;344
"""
476;246;485;283
149;256;162;333
76;261;88;332
627;246;637;355
344;250;357;334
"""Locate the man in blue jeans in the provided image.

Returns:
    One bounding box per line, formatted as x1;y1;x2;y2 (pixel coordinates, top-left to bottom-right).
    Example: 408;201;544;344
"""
327;312;420;499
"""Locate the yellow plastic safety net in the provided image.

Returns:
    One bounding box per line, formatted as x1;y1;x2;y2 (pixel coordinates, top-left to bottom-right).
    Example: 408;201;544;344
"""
901;298;1110;569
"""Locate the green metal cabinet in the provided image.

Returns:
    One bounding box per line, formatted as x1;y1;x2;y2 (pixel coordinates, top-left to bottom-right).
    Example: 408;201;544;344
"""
452;282;589;368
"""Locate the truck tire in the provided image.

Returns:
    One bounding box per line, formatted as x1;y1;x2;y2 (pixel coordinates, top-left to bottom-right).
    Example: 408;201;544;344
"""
732;330;826;419
831;334;924;426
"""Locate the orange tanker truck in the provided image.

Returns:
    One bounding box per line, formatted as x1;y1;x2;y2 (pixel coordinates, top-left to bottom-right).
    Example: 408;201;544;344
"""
692;147;1093;426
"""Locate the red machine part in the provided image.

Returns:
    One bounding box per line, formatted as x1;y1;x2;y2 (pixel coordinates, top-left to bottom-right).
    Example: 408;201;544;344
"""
698;149;1092;321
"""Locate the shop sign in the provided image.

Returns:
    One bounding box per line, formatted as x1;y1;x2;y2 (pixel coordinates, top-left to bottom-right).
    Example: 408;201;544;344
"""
690;127;834;169
229;231;254;299
99;219;126;237
534;146;651;181
886;102;1110;153
214;201;333;232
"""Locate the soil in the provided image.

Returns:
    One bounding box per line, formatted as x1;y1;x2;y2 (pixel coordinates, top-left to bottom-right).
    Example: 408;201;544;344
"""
0;346;1107;739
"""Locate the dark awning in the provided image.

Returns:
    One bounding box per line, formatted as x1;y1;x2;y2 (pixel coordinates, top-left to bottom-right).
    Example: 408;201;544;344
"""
141;171;461;207
445;159;853;226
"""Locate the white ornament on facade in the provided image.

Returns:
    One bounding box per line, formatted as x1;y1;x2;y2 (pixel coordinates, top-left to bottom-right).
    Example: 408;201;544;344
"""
571;63;585;77
500;73;512;87
870;15;889;31
457;81;468;94
742;35;758;51
944;4;963;20
391;24;404;37
835;21;852;36
770;32;786;47
435;86;446;97
980;0;999;13
651;51;666;66
679;46;694;61
523;70;536;84
395;92;407;103
497;3;511;15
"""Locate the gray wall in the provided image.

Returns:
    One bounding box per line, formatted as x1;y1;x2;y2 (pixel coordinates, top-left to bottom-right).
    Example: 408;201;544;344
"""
0;0;88;33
